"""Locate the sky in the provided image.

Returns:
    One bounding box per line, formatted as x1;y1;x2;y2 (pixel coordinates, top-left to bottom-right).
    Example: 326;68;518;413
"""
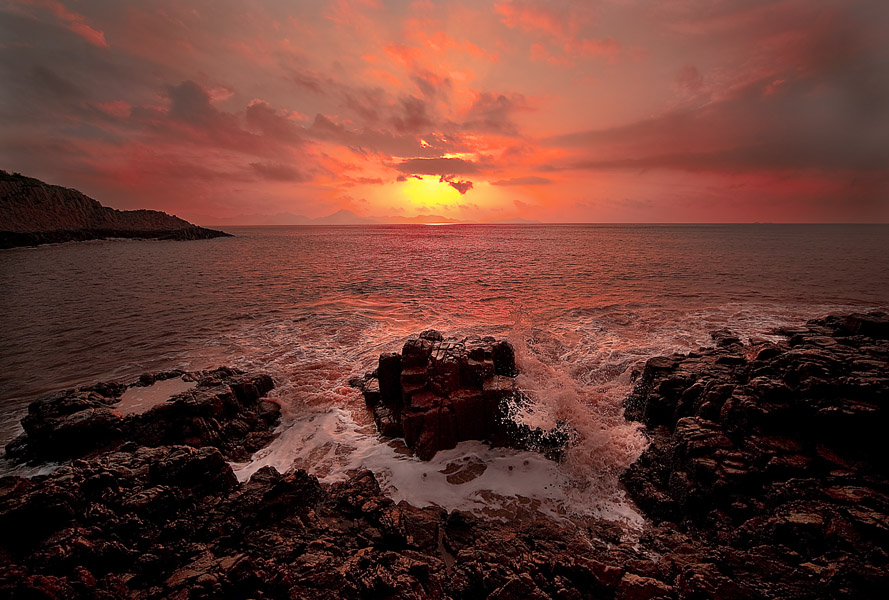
1;0;887;224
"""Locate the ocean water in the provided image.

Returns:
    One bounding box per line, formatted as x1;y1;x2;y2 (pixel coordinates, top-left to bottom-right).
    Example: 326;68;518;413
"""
2;224;888;521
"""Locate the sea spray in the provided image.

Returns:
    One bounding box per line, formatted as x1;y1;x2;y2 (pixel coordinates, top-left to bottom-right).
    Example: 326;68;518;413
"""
229;312;651;525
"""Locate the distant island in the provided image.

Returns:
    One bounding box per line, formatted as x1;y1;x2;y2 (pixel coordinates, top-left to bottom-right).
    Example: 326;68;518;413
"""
0;171;231;249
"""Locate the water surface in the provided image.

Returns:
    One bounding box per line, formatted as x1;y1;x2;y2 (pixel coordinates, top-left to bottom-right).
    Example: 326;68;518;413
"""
2;224;887;519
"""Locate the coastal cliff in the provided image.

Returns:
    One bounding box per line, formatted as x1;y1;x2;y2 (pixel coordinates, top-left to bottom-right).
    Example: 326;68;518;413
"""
1;314;887;599
0;171;231;248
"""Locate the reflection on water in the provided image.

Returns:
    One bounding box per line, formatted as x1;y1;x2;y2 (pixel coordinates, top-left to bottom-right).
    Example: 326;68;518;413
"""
2;224;887;519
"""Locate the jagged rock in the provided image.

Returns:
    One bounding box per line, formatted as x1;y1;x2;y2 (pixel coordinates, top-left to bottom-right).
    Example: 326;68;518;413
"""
2;313;887;599
621;312;889;598
357;333;568;460
5;367;279;463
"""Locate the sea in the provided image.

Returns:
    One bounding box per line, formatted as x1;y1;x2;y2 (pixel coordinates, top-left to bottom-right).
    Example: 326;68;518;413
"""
2;224;887;524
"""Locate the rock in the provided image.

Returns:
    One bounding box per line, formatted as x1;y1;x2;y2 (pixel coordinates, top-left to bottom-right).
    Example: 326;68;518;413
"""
5;367;279;463
616;572;674;600
492;340;518;376
365;333;559;460
2;312;886;600
622;311;889;599
0;170;231;248
377;352;403;406
710;328;742;347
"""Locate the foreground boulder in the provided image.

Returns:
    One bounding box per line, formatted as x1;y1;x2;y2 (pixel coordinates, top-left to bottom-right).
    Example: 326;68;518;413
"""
356;331;568;460
622;311;889;598
5;367;280;463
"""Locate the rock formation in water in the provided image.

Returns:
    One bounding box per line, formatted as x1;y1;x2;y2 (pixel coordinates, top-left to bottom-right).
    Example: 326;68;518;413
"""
4;367;280;464
354;330;569;460
0;170;231;248
1;313;888;599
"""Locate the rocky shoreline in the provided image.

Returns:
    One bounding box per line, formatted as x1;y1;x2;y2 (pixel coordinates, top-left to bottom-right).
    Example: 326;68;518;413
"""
1;313;888;599
0;171;230;249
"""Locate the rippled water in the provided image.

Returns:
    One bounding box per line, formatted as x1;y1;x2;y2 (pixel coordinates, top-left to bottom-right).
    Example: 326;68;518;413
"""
2;224;887;520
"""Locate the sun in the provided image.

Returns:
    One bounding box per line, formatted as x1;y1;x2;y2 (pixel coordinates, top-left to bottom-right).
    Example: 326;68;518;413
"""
400;176;462;209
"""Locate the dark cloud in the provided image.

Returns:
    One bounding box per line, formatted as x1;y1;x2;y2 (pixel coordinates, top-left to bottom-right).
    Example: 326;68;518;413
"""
545;0;889;180
491;176;553;186
166;80;219;125
310;113;347;137
439;175;473;194
391;95;434;133
342;88;388;123
394;157;480;176
462;92;529;135
412;70;452;100
551;72;889;174
245;100;304;144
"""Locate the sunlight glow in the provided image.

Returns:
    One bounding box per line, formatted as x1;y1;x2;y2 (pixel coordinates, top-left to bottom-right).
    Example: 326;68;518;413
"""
401;176;462;208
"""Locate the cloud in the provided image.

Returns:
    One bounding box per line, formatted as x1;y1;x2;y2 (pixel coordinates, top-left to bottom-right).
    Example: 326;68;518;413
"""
249;161;307;182
440;175;473;194
495;1;593;41
491;176;552;186
2;0;886;222
23;0;110;48
550;54;889;175
394;157;481;176
462;92;530;135
245;100;305;144
675;65;704;94
391;95;434;133
412;70;452;100
166;80;219;125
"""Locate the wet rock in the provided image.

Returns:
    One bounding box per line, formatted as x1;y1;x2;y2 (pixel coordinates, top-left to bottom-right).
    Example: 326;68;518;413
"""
622;311;889;599
363;333;563;460
5;367;279;463
616;572;674;600
2;312;887;600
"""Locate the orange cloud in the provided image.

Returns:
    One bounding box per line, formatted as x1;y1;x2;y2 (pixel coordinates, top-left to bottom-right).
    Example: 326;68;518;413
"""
1;0;885;223
13;0;108;47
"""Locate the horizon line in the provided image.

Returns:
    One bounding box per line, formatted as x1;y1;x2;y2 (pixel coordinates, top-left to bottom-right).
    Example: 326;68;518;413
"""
201;221;889;227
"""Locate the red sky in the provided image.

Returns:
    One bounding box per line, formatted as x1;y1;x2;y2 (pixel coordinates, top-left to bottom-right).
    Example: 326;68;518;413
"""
1;0;887;223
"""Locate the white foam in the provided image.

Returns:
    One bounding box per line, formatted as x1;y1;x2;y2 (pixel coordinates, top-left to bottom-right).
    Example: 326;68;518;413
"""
231;405;644;527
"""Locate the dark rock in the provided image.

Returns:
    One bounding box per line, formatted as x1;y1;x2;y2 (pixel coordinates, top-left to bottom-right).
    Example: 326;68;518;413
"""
622;311;889;599
364;333;560;460
5;368;279;463
2;312;887;600
0;170;231;249
377;352;403;406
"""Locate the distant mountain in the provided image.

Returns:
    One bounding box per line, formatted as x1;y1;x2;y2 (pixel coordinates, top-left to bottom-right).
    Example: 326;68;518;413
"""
385;214;466;224
0;170;230;249
197;212;312;226
486;217;542;224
